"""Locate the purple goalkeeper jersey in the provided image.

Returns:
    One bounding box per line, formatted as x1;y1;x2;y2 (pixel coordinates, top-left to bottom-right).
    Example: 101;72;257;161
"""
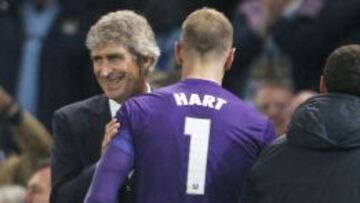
85;78;275;203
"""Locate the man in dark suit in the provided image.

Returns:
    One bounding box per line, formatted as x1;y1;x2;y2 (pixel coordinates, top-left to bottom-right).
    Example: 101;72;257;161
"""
50;10;160;203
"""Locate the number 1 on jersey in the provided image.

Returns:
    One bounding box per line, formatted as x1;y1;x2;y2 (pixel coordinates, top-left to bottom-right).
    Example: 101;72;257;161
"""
184;117;211;195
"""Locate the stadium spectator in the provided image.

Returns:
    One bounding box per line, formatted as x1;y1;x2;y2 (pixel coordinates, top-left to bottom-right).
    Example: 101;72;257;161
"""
223;0;293;97
0;0;101;130
85;8;275;203
50;10;160;203
272;0;360;91
25;160;51;203
254;81;293;136
224;0;360;97
242;44;360;203
0;87;51;186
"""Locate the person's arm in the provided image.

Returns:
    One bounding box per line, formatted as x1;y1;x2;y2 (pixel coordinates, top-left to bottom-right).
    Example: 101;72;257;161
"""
0;87;51;185
14;111;51;157
240;120;276;202
85;129;134;203
261;120;277;149
12;111;51;185
273;0;360;56
0;87;51;156
0;155;20;184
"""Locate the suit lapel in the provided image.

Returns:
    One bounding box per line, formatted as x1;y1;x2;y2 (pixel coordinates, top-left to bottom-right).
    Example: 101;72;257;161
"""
87;95;111;162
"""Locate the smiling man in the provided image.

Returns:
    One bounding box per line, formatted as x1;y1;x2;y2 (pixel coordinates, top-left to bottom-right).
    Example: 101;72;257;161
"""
50;10;160;203
85;8;275;203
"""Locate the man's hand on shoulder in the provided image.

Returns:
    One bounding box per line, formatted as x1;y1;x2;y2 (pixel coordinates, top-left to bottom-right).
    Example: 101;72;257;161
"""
101;118;120;154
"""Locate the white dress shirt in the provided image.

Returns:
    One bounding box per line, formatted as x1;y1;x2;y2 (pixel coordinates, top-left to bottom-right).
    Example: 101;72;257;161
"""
108;83;151;117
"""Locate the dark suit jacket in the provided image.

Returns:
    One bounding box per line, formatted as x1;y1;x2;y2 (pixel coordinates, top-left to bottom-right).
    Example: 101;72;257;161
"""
50;94;112;203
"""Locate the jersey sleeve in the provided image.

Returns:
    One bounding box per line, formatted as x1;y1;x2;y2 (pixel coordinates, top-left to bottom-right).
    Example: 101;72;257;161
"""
84;104;134;203
262;120;276;147
112;102;135;154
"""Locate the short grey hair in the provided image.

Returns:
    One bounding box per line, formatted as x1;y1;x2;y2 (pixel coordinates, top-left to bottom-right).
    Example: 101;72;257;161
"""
86;10;160;69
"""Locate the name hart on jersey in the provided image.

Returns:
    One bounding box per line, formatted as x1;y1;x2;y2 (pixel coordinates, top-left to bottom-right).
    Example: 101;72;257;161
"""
173;92;227;110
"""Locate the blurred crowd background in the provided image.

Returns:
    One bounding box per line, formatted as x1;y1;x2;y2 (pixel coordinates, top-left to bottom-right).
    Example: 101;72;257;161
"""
0;0;359;202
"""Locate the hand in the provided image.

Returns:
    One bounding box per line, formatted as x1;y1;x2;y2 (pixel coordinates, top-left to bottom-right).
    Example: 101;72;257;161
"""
101;118;120;154
0;86;13;112
262;0;290;20
0;86;18;117
256;0;290;35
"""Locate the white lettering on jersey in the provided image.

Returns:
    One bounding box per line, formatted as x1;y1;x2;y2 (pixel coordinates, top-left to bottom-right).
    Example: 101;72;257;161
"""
174;92;188;106
202;95;215;108
189;94;202;106
215;97;227;110
173;93;227;110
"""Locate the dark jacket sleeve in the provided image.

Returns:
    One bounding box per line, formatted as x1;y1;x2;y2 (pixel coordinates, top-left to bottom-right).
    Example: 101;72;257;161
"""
50;110;95;203
271;0;360;90
273;0;360;58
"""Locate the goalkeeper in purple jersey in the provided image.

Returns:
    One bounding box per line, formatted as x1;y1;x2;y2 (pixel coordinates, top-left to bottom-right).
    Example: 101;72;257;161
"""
85;8;276;203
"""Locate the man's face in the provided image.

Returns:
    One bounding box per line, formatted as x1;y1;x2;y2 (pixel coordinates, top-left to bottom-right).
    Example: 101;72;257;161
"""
255;86;292;134
91;43;146;102
25;167;50;203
